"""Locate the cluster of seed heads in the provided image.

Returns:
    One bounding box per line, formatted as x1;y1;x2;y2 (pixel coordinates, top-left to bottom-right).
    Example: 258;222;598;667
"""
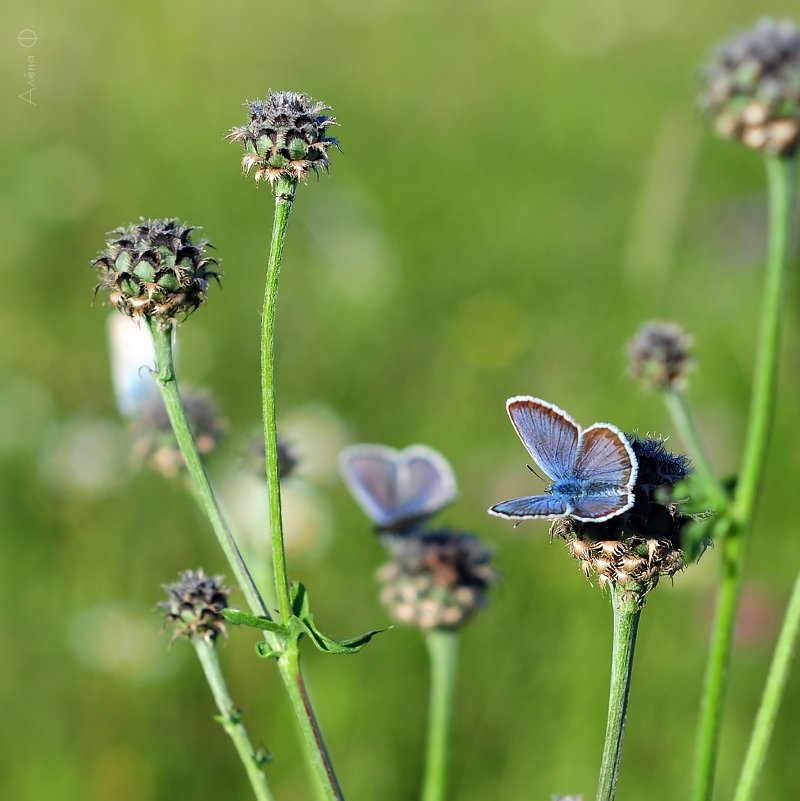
93;219;219;321
131;389;226;478
699;18;800;155
376;530;496;630
628;321;693;392
564;532;683;593
229;91;338;186
160;569;230;642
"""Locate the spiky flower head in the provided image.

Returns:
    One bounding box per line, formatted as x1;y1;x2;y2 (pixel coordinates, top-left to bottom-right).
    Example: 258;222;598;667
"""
376;530;496;630
131;389;225;478
699;18;800;155
228;91;338;186
92;219;219;322
160;569;230;642
552;435;698;603
628;321;693;391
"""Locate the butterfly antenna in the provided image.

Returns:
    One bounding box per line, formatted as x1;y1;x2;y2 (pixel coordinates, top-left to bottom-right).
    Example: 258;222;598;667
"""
525;463;544;482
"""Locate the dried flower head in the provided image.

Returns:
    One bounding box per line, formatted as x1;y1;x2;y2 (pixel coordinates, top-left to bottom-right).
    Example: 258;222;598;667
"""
628;321;693;391
553;435;699;601
131;389;225;478
699;18;800;155
160;568;230;642
93;219;219;321
376;530;497;630
228;91;338;186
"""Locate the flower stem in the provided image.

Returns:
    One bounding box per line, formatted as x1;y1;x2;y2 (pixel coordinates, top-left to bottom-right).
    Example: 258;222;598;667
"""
193;637;275;801
147;318;268;618
147;319;345;801
262;176;297;626
663;388;728;512
732;567;800;801
595;585;641;801
421;629;459;801
691;154;796;801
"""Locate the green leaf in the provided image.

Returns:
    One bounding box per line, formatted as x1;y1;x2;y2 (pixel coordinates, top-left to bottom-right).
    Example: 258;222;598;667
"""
289;582;387;655
222;608;286;635
255;642;282;660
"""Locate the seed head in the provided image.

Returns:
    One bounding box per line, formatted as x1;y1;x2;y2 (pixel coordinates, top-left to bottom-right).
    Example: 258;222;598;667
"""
628;321;693;391
160;569;230;642
228;91;338;186
92;219;219;322
699;18;800;155
131;389;226;478
553;435;698;602
376;530;497;630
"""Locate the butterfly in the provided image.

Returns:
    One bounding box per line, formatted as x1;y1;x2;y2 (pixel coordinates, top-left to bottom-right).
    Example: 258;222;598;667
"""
489;396;638;523
339;444;457;533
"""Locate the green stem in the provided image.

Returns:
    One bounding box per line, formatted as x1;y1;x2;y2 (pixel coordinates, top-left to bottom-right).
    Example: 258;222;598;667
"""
733;568;800;801
663;389;729;512
733;155;795;528
147;319;268;618
193;637;275;801
691;154;796;801
421;629;459;801
147;318;345;801
278;646;344;801
596;585;641;801
261;176;297;626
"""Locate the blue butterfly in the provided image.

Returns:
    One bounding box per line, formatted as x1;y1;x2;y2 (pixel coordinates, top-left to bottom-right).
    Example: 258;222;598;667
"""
339;444;457;533
489;396;638;523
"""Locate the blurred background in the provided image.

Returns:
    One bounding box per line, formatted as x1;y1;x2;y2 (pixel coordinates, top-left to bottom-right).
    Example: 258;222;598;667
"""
1;0;799;799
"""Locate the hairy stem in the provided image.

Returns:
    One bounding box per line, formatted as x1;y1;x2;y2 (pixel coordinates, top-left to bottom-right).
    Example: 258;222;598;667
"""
262;177;297;626
691;154;796;801
596;585;641;801
193;637;275;801
421;629;459;801
732;568;800;801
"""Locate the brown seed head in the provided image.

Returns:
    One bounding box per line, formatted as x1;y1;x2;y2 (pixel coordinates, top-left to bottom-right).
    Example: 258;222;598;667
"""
160;568;230;642
376;530;496;630
699;18;800;155
228;91;338;186
628;321;693;391
92;219;219;322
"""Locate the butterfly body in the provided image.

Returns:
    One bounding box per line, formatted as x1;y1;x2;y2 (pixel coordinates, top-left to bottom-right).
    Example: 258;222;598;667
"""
489;396;637;524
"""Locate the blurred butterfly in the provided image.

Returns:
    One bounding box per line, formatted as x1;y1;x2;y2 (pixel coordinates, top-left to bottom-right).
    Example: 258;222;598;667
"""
489;396;637;523
339;444;457;533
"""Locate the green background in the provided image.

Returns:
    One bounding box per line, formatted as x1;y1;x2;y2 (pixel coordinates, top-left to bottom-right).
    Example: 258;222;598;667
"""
1;1;799;799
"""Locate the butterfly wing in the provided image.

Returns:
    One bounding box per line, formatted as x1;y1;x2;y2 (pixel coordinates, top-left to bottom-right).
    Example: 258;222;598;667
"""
393;445;458;524
575;424;637;488
571;424;637;521
506;396;580;482
339;444;457;530
569;495;633;522
488;494;569;520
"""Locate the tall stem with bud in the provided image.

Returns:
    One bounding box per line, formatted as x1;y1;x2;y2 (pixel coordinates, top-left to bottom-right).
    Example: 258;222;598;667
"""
261;175;296;625
691;154;796;801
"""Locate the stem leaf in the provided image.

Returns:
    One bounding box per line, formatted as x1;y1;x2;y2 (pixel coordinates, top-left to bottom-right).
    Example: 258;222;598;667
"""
290;582;387;655
223;608;287;635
